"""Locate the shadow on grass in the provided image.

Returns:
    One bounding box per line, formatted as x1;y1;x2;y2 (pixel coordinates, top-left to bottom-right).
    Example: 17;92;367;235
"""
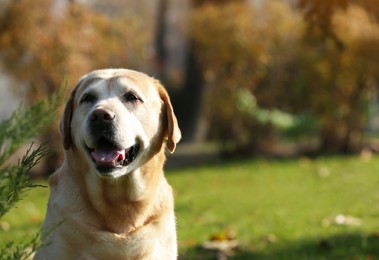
179;232;379;259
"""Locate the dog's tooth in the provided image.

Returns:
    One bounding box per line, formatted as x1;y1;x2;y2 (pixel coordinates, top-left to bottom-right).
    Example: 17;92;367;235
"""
119;150;125;161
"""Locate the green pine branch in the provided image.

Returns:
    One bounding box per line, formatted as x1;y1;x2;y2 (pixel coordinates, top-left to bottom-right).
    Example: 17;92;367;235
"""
0;229;42;260
0;84;65;165
0;143;48;217
0;80;67;259
0;219;61;260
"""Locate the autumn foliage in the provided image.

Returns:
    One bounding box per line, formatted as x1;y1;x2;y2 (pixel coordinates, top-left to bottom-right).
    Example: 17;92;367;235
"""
0;0;150;100
1;0;379;158
190;0;379;154
0;0;151;173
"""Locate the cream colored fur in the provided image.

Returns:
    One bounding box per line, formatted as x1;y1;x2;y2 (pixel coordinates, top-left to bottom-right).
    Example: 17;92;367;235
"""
34;69;181;259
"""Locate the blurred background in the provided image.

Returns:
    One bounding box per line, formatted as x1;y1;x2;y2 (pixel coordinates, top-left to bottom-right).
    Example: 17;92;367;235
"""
2;0;379;175
1;0;379;172
2;0;379;258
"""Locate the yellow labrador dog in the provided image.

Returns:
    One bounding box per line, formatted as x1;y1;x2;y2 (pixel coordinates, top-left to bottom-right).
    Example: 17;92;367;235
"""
34;69;181;259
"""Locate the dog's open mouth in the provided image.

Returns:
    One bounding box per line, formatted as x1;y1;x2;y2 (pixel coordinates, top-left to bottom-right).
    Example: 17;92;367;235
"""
87;137;140;173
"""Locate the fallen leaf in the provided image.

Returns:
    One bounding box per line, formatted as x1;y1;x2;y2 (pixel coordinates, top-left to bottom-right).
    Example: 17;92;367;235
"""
322;214;362;227
1;221;10;231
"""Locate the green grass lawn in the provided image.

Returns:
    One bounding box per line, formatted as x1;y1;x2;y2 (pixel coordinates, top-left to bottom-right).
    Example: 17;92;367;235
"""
2;155;379;259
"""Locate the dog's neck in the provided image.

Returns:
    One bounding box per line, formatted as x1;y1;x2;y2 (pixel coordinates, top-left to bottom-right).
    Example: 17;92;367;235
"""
64;147;170;234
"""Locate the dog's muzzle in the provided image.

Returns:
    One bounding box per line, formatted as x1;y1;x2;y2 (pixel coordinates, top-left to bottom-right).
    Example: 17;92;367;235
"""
86;108;140;175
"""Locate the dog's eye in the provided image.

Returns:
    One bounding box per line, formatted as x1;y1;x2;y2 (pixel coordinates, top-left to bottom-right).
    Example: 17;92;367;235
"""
80;93;96;104
123;92;140;103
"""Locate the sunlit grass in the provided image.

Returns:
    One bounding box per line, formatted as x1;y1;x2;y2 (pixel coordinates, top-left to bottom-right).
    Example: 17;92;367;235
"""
2;156;379;258
0;181;48;246
169;156;379;258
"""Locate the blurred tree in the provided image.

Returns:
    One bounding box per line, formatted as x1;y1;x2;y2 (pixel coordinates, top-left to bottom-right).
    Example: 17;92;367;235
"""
0;0;149;99
0;0;150;173
191;0;379;155
192;0;244;7
190;1;304;155
297;1;379;152
298;0;348;50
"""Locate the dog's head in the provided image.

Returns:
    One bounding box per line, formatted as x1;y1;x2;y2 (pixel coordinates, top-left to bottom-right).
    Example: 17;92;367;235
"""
60;69;181;178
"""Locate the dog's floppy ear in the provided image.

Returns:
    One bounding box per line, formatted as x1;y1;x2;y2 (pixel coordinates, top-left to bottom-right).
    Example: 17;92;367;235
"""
157;82;181;153
60;82;81;150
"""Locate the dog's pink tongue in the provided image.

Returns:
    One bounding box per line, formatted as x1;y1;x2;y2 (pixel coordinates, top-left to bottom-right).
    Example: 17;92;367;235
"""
91;149;125;166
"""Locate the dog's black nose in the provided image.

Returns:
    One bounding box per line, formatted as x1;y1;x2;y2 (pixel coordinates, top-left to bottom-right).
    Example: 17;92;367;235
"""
90;109;116;139
91;109;115;123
